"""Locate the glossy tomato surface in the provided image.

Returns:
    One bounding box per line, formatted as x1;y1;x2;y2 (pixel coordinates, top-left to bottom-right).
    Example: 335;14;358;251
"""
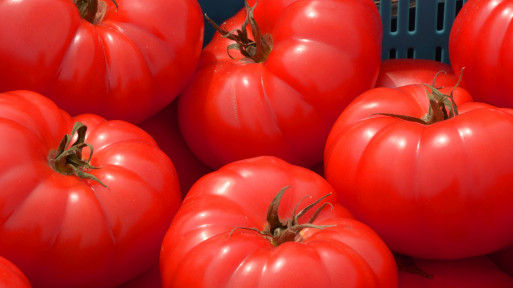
0;256;31;288
449;0;513;108
375;59;459;88
0;90;182;288
160;156;398;288
324;84;513;259
178;0;382;169
0;0;204;123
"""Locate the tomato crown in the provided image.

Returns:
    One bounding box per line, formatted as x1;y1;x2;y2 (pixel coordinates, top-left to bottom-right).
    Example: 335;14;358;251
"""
205;0;273;63
374;68;465;125
230;186;334;246
47;122;108;188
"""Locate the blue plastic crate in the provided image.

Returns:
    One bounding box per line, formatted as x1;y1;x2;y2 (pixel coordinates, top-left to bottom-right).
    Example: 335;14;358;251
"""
198;0;468;63
378;0;468;63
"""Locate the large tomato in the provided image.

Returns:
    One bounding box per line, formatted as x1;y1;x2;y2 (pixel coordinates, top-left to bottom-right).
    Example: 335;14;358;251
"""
0;0;203;123
449;0;513;108
178;0;382;169
0;256;31;288
160;156;398;288
0;90;181;288
324;83;513;259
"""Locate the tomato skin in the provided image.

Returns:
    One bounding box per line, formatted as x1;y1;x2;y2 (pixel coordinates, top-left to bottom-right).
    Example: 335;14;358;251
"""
160;156;398;288
375;59;459;88
0;90;182;288
178;0;382;169
398;256;513;288
0;256;32;288
449;0;513;108
324;85;513;259
0;0;203;123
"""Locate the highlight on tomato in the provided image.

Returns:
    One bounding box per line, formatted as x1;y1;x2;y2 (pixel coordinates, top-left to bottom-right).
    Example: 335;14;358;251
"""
160;156;398;288
0;90;182;288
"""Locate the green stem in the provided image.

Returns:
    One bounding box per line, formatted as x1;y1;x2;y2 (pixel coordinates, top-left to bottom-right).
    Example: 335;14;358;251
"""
230;187;334;246
373;69;464;125
205;0;273;63
47;122;108;188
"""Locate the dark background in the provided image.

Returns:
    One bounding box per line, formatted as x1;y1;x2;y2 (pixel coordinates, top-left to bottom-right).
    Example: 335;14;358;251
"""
197;0;244;46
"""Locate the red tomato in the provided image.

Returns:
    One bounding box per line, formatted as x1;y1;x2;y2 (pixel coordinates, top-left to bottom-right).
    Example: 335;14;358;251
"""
160;156;398;288
138;100;213;198
375;59;459;88
0;0;204;123
178;0;382;169
490;246;513;277
0;90;181;288
449;0;513;108
397;255;513;287
324;84;513;259
0;256;31;288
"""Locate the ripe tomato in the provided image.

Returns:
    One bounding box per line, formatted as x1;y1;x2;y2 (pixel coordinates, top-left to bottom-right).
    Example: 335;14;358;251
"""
449;0;513;108
138;100;213;198
324;84;513;259
178;0;382;169
397;255;513;287
0;90;182;288
160;156;398;288
0;0;204;123
0;256;31;288
375;59;459;88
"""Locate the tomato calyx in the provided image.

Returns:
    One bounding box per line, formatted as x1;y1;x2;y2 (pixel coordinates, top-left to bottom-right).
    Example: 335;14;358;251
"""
231;186;334;246
74;0;118;24
205;0;273;63
47;122;108;188
374;70;464;125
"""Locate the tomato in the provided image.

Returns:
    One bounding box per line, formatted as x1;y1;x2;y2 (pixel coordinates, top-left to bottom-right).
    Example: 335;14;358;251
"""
397;255;513;287
160;156;398;288
138;100;213;198
178;0;382;169
324;83;513;259
0;90;181;288
0;256;31;288
0;0;204;123
375;59;460;88
449;0;513;108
